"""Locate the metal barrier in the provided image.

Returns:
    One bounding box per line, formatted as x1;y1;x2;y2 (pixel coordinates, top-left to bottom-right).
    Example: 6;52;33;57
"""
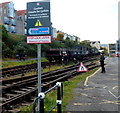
33;82;63;113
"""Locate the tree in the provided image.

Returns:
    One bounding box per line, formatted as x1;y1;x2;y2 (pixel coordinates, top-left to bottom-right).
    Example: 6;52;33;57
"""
56;32;64;41
80;41;91;48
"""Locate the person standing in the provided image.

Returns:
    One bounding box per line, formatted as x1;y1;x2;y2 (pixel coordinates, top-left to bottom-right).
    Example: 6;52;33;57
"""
100;52;106;73
63;53;68;65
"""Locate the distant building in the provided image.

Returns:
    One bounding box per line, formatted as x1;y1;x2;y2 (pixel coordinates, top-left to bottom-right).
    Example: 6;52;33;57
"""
72;35;80;42
116;39;120;52
90;41;101;50
100;44;108;49
0;1;16;33
108;43;116;55
63;33;68;40
52;27;57;39
16;10;26;35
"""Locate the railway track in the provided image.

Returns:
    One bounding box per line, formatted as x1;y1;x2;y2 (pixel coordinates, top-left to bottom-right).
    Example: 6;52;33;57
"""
1;56;97;78
1;58;100;113
1;61;59;78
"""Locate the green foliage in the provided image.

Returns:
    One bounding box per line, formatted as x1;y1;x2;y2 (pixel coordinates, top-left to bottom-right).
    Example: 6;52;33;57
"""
56;32;64;41
2;57;48;68
1;25;97;59
80;40;91;48
1;25;37;58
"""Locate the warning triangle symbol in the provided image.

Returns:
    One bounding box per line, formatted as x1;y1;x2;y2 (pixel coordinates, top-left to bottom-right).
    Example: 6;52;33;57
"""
78;62;88;72
35;20;42;26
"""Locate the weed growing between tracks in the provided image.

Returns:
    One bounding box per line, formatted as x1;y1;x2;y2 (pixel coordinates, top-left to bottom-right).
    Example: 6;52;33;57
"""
42;61;74;73
19;68;99;113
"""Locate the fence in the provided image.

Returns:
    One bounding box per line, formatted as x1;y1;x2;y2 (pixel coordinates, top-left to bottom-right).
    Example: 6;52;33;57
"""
33;82;63;113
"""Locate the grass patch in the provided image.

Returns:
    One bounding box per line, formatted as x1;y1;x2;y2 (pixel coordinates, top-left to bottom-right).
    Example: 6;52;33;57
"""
19;68;99;112
2;57;48;68
62;68;98;111
2;60;37;68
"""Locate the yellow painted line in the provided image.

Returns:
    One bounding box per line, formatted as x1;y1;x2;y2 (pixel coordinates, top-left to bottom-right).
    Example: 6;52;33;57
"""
74;102;92;106
101;99;120;104
81;93;89;97
84;87;95;90
74;100;120;106
103;86;107;89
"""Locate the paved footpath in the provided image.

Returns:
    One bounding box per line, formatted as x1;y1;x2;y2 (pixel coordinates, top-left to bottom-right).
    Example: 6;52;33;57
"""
66;57;120;112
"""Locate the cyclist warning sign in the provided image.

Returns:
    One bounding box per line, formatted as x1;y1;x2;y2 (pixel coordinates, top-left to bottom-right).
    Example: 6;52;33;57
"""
35;20;42;26
78;62;88;72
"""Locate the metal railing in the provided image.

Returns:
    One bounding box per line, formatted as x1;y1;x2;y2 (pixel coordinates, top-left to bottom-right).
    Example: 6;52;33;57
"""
33;82;63;113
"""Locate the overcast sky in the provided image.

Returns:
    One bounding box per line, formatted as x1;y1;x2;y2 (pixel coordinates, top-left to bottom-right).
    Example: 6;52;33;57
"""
1;0;119;44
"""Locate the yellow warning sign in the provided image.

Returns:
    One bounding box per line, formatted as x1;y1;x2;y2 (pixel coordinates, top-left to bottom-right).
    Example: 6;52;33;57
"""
35;20;42;26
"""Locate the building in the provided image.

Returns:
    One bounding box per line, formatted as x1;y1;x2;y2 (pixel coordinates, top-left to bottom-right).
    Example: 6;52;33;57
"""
116;39;120;52
16;10;26;35
63;33;68;40
108;43;116;55
0;1;26;35
51;27;57;39
100;44;108;49
90;41;101;50
0;1;16;33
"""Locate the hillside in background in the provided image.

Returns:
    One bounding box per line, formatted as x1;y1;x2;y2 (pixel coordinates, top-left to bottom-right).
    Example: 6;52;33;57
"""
0;25;94;58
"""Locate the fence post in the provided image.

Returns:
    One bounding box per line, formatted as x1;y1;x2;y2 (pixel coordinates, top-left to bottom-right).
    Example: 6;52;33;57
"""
40;99;44;113
38;92;45;113
33;82;63;113
56;82;62;113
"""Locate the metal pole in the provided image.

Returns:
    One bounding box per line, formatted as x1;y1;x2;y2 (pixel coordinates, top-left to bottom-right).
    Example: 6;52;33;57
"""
38;44;41;113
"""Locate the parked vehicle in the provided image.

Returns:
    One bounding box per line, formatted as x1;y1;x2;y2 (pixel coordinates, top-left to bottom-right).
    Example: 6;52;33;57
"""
115;52;120;57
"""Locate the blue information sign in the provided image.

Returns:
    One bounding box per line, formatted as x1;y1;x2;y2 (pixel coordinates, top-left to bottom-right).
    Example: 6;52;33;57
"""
28;27;49;35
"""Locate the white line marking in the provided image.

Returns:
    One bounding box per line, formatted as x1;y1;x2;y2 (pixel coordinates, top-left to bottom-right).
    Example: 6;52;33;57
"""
108;90;120;99
84;58;109;87
112;86;118;90
84;68;101;86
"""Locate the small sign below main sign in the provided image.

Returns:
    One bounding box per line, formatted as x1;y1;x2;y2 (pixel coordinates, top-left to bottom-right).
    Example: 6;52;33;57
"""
78;62;88;72
27;35;51;44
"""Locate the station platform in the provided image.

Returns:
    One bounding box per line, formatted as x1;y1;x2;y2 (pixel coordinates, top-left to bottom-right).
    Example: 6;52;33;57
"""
66;57;119;112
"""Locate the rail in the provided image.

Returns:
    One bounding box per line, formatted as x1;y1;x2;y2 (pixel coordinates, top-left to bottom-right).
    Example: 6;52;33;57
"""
1;58;100;112
33;82;63;113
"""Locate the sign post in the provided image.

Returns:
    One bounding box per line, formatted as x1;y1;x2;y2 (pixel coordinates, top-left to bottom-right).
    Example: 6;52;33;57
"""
27;0;51;112
37;44;41;113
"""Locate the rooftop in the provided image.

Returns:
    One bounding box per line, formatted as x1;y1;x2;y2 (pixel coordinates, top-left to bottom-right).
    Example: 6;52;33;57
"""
16;10;26;16
0;1;11;8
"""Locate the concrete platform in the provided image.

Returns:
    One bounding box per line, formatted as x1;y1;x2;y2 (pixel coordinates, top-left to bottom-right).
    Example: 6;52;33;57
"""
66;57;119;112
